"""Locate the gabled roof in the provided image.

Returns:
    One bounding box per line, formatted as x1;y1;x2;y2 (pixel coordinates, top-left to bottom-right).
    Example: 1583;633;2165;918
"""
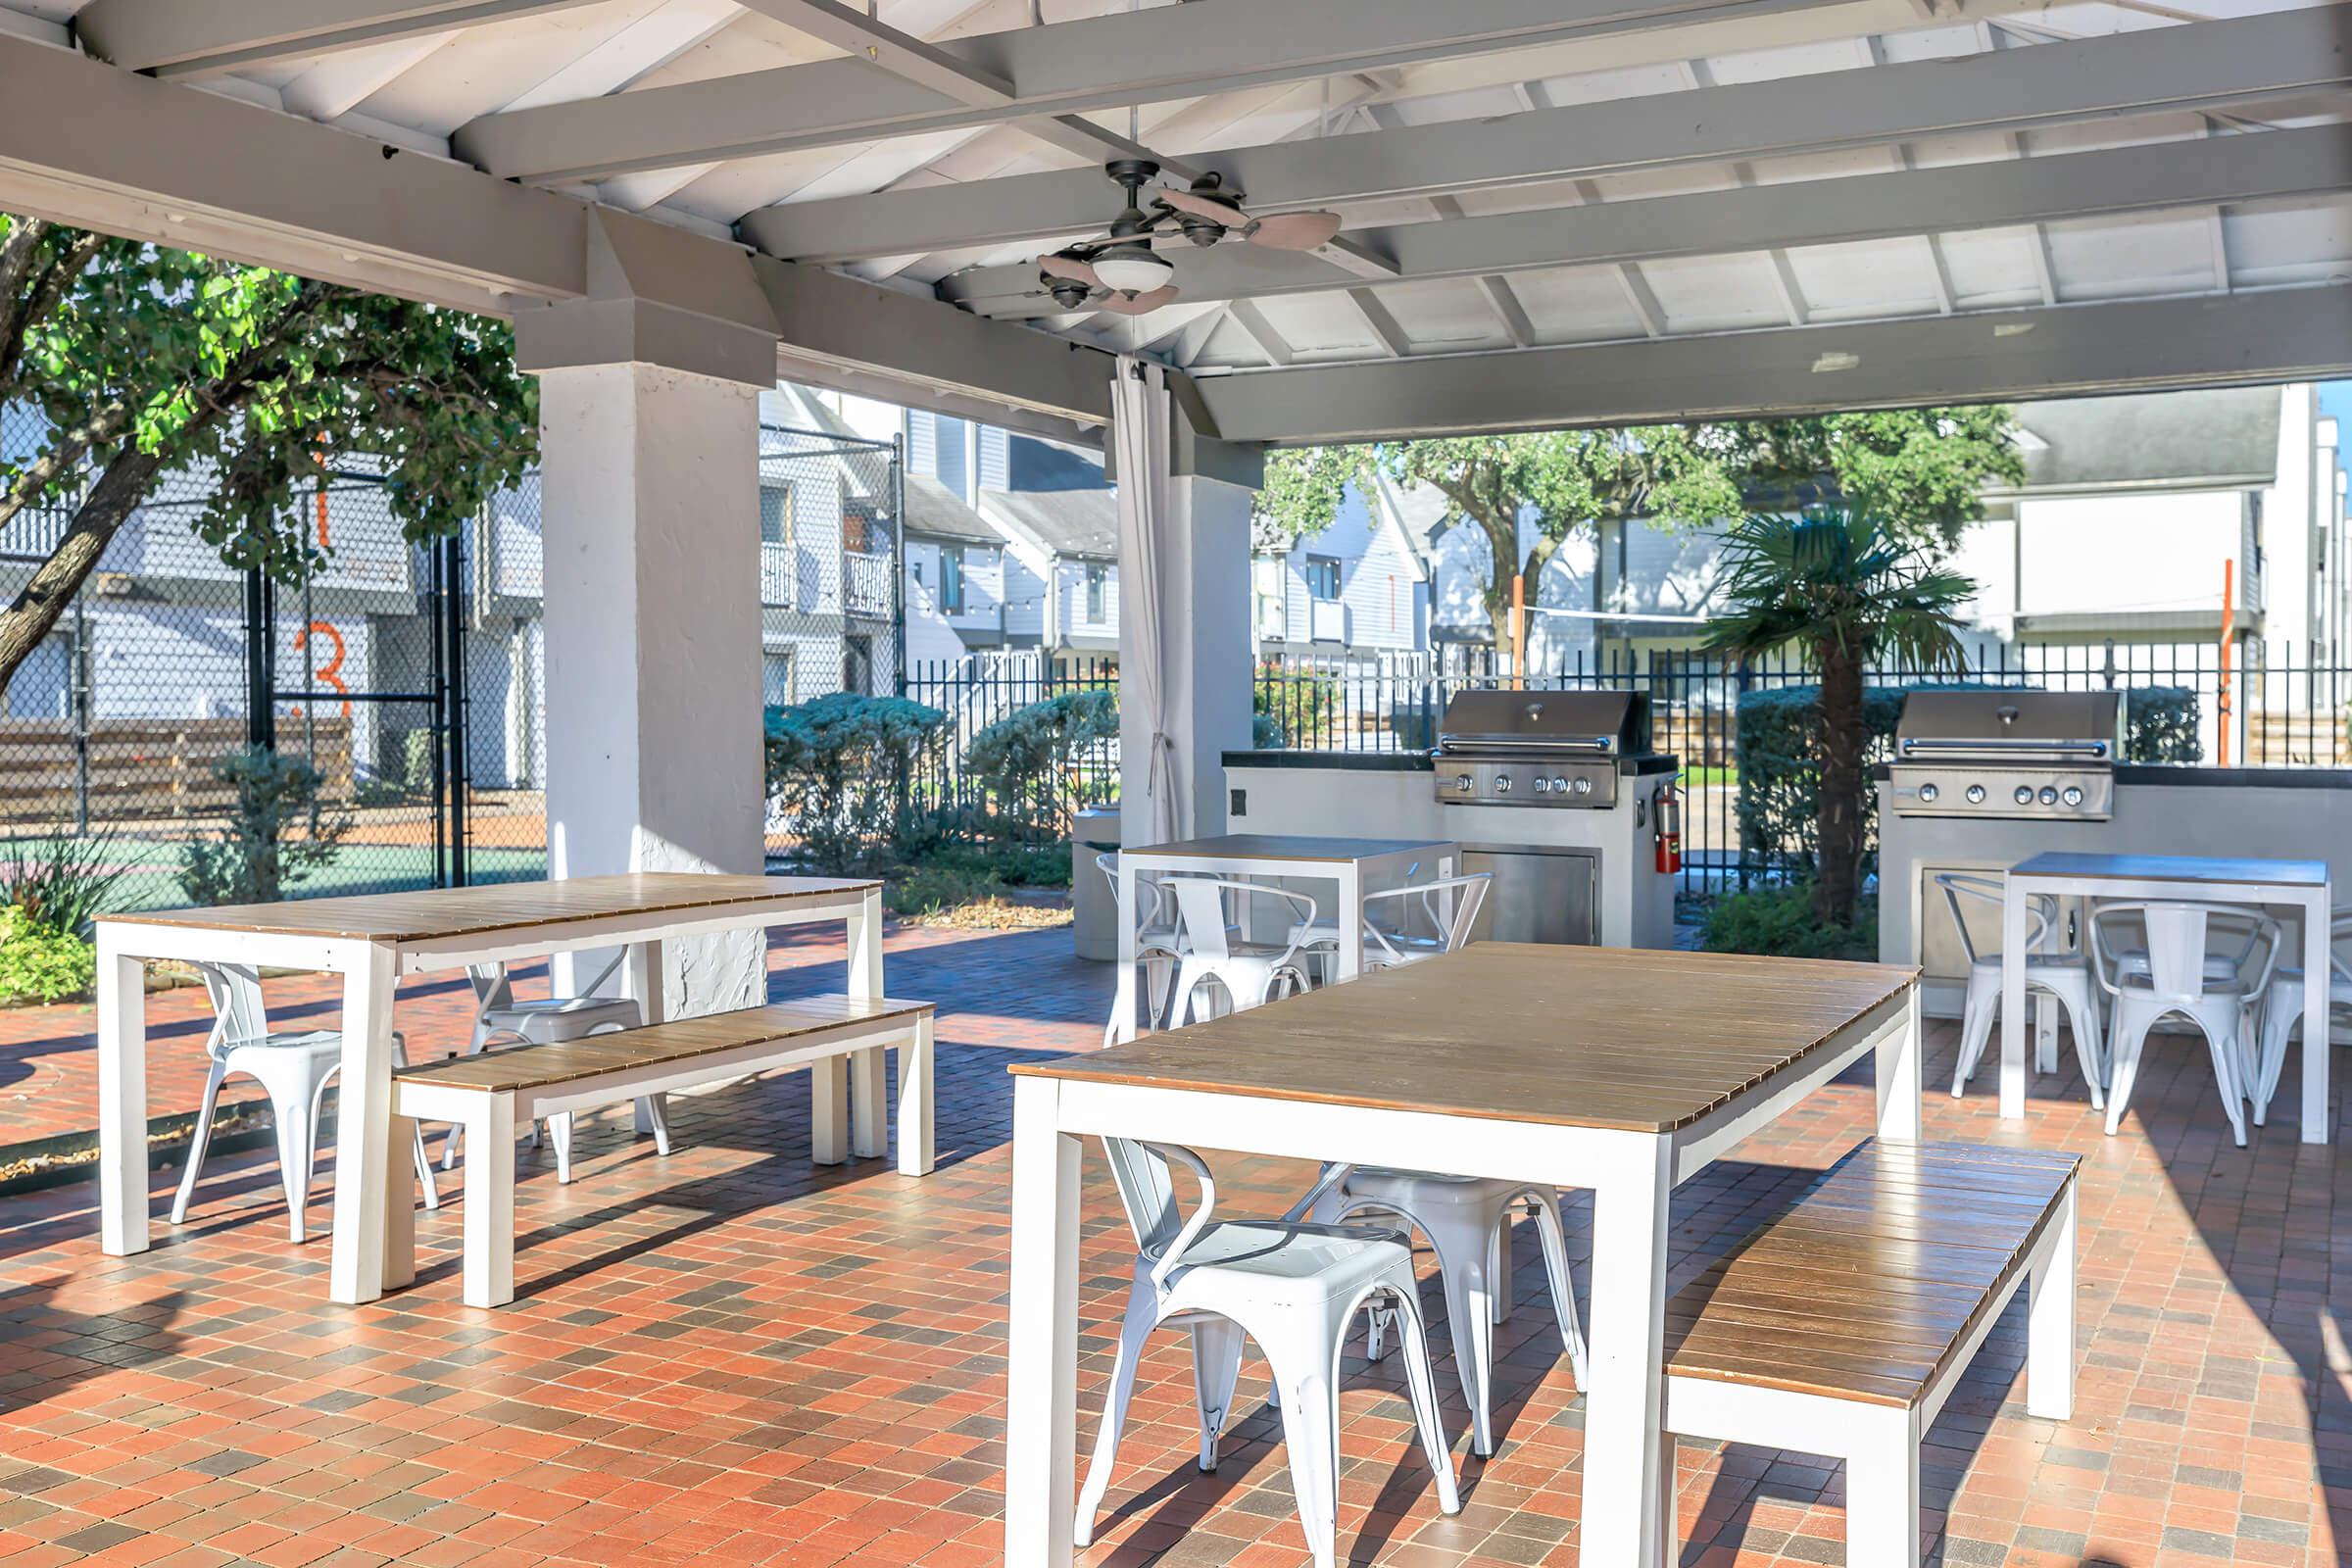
982;487;1117;562
904;476;999;546
2008;387;2282;494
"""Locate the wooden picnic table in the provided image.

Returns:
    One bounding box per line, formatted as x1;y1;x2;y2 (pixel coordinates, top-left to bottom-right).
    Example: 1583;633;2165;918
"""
96;872;883;1303
1003;942;1923;1567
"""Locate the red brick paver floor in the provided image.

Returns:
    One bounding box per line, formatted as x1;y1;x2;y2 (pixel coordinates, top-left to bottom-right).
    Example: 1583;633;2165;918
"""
0;926;2346;1566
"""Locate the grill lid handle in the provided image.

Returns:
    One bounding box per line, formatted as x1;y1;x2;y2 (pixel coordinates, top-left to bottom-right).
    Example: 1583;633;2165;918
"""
1897;737;2111;758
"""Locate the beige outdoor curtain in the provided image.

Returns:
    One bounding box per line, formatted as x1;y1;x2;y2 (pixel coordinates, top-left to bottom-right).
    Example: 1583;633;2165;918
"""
1110;356;1185;846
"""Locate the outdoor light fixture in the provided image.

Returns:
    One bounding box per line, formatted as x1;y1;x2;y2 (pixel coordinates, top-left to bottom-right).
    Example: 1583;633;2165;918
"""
1090;243;1175;294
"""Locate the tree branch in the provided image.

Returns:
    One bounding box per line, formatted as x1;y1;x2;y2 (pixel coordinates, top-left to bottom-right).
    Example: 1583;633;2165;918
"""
0;228;104;395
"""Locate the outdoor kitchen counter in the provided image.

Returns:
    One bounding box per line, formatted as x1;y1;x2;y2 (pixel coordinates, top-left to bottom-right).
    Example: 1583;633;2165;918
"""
1878;763;2352;1021
1225;749;1680;773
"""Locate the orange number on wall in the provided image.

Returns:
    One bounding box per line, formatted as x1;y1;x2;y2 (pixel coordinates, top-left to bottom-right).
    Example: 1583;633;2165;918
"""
293;620;353;717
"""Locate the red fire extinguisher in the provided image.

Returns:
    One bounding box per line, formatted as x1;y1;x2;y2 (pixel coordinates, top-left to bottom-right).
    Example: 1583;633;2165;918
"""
1653;784;1683;875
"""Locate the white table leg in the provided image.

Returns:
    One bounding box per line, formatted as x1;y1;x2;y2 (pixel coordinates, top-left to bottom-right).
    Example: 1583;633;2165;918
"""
463;1098;516;1309
851;887;888;1157
1877;986;1923;1141
1579;1132;1675;1568
1999;879;2030;1120
626;940;669;1138
383;1111;418;1293
96;930;148;1256
1004;1076;1081;1567
898;1012;934;1177
328;943;399;1305
1112;858;1139;1043
2302;889;2329;1145
1336;862;1363;983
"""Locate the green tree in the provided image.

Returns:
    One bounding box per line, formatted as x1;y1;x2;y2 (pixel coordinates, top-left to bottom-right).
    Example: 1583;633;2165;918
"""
1700;510;1976;926
1253;409;2021;656
0;216;537;689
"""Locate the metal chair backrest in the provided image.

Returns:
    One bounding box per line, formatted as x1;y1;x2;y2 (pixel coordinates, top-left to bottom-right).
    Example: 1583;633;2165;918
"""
1101;1136;1183;1258
197;962;271;1051
1097;850;1170;933
2091;901;2279;1004
1166;877;1315;961
1934;873;2053;968
1364;872;1493;961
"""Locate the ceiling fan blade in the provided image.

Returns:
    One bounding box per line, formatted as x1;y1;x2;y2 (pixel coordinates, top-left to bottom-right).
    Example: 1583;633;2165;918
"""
1038;252;1102;286
1247;210;1344;251
1096;285;1181;316
1156;185;1245;225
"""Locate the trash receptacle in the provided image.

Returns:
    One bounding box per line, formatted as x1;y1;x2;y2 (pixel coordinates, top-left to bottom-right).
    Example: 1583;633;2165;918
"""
1072;806;1121;960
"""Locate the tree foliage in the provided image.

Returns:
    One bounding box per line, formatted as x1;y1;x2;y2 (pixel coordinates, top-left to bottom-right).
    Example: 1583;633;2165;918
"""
1251;408;2021;653
1700;510;1976;926
0;215;538;691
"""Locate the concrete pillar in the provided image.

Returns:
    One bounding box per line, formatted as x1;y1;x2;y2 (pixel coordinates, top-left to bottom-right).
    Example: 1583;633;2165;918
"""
1119;474;1257;842
515;212;779;1014
1114;395;1262;847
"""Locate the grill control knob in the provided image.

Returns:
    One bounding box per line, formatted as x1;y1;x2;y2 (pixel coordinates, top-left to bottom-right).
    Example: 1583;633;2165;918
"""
2061;785;2083;807
1494;774;1513;794
1965;784;1986;805
2037;785;2058;806
1571;776;1592;795
1917;782;1939;804
2014;785;2035;806
1451;774;1474;793
1533;776;1551;794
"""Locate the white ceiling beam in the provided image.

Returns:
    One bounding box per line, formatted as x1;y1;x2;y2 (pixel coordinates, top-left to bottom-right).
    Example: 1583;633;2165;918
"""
750;8;2349;264
0;30;1116;431
1347;287;1412;357
1857;33;1954;315
937;122;2352;316
460;0;2009;185
1684;58;1807;327
1225;300;1297;368
74;0;600;76
1196;285;2352;444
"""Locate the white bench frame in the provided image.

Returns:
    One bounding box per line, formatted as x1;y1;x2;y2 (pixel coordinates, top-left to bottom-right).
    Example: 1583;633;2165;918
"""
387;1006;933;1307
1659;1175;2077;1567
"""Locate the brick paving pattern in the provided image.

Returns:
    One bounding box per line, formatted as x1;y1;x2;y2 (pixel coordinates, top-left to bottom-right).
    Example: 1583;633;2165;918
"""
0;922;2343;1565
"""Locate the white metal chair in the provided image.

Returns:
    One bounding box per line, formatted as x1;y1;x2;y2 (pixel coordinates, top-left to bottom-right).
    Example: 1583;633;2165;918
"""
1354;872;1493;973
1313;1163;1585;1457
1097;851;1182;1047
1940;874;2107;1106
2250;908;2352;1126
1073;1141;1461;1567
172;962;439;1244
2089;901;2279;1147
441;955;663;1183
1165;877;1318;1022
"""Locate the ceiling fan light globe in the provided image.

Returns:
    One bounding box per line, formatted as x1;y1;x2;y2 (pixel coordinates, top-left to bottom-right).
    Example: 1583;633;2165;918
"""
1091;245;1175;293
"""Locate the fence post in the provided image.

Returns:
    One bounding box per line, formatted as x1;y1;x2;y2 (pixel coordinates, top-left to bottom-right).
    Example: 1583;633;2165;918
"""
243;568;276;753
442;530;469;887
71;593;90;835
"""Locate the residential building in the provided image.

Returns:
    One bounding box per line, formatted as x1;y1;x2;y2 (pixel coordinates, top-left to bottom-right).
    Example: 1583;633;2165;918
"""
1252;474;1433;656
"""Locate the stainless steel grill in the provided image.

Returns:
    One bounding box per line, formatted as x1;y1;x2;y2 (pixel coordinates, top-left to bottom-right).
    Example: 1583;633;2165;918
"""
1886;690;2123;819
1430;689;1654;808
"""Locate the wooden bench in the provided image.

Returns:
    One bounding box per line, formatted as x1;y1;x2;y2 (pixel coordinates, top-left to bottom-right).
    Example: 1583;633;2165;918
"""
386;995;934;1307
1662;1139;2080;1567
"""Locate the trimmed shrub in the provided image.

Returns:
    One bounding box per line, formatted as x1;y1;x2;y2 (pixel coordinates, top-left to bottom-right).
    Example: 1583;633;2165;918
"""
962;688;1119;843
179;746;353;906
764;693;949;874
1254;664;1337;748
2124;686;2201;762
0;907;95;1003
1700;883;1878;960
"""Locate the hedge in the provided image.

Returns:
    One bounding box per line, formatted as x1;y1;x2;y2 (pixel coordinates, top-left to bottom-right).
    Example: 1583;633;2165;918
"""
1735;682;2203;871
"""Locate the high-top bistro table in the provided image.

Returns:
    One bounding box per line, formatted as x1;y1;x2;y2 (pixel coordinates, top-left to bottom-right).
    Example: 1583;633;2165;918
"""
1005;943;1922;1567
1107;833;1456;1042
97;873;883;1304
1999;852;2331;1142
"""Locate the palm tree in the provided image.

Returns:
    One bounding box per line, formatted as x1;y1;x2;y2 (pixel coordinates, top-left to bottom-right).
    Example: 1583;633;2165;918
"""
1702;510;1976;926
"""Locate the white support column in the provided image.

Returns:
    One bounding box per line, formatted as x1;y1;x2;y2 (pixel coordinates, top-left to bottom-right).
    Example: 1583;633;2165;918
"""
1114;401;1260;847
532;361;769;1014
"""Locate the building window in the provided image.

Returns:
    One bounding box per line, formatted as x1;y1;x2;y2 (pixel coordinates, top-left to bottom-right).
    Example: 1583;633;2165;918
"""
1304;556;1342;601
1085;563;1106;622
843;501;878;555
761;651;794;708
760;484;793;548
939;546;966;614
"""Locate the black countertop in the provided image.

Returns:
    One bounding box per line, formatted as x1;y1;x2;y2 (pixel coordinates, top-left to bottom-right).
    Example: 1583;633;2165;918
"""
1870;763;2352;789
1225;750;1679;776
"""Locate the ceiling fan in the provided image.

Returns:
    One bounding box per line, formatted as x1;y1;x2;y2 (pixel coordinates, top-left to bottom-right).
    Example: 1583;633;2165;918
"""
1032;158;1345;315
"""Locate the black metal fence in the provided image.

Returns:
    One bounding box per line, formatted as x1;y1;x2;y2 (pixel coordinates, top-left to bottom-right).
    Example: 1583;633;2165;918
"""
1249;640;2352;894
899;654;1119;833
